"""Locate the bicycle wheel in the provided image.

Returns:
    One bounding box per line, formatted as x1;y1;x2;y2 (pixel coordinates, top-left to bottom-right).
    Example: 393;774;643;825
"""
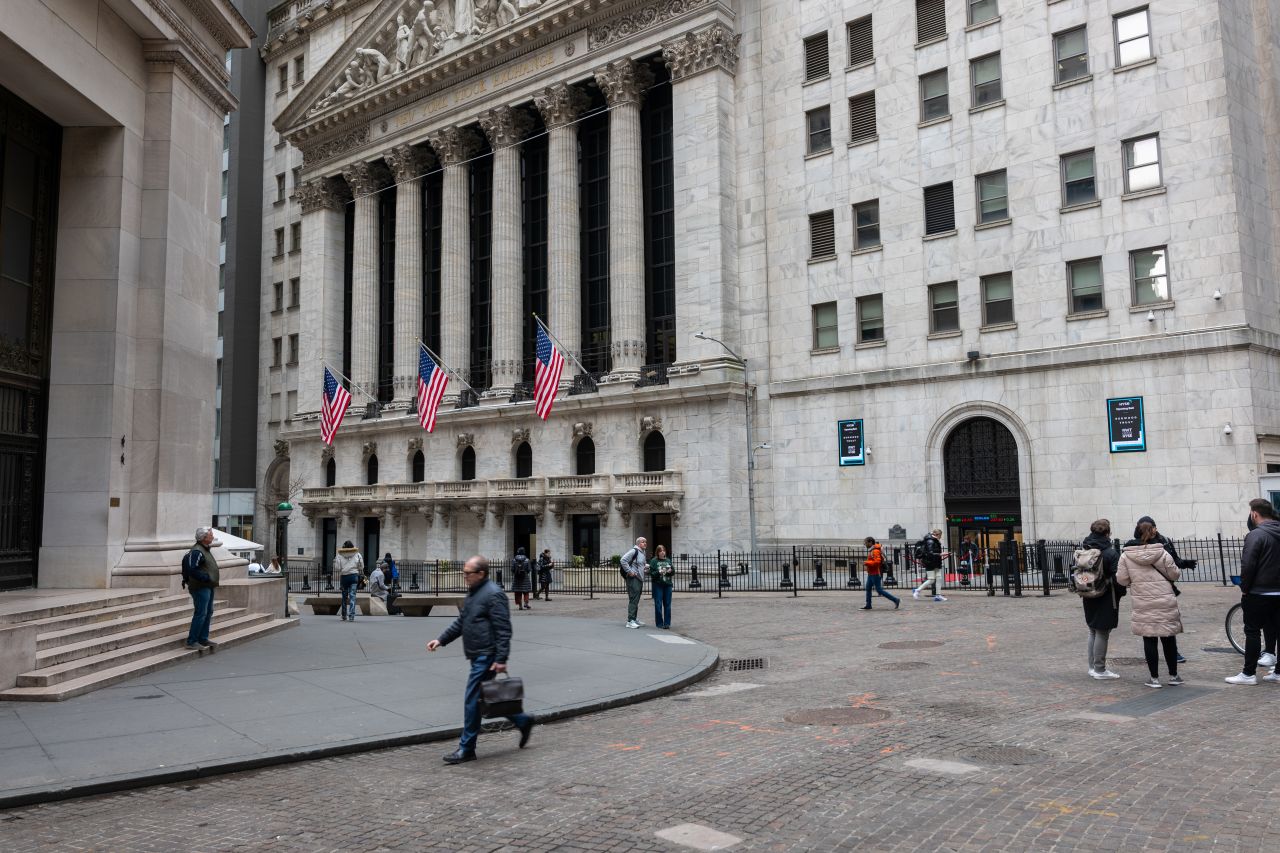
1226;603;1246;655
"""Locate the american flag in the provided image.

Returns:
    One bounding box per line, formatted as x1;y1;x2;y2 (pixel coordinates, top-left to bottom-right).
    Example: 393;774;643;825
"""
534;323;565;420
320;366;351;445
416;344;449;432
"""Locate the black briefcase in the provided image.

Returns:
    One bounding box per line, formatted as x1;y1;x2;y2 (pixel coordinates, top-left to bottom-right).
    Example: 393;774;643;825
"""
480;672;524;717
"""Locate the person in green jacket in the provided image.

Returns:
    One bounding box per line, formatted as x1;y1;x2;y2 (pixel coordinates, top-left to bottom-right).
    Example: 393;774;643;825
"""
184;527;220;651
649;544;674;629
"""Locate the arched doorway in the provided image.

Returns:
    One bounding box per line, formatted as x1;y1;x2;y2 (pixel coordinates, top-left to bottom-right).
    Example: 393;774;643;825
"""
643;431;665;472
943;416;1022;576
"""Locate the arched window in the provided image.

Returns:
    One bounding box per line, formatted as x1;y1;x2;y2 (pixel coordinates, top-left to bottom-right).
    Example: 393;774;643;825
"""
643;431;666;472
575;436;596;475
324;457;336;487
514;442;533;478
460;446;476;481
411;450;425;483
366;455;379;485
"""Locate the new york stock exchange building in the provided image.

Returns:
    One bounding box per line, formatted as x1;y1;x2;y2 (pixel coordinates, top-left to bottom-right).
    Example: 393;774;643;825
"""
262;0;1280;571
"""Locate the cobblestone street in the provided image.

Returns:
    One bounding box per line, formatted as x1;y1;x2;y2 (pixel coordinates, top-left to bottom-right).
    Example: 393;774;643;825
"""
3;586;1277;852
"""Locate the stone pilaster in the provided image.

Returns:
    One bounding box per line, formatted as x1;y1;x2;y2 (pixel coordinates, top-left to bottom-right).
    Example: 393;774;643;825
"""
427;126;482;401
595;58;653;381
296;176;353;412
534;83;590;389
340;160;389;402
478;106;533;397
385;144;437;406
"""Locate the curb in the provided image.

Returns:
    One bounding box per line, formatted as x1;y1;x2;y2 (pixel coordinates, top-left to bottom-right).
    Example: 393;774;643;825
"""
0;645;719;810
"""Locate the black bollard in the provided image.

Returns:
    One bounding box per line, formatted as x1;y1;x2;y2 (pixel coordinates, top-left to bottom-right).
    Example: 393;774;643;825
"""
845;560;861;589
781;559;794;588
410;571;421;592
719;563;731;588
689;560;701;589
301;573;311;592
325;572;335;592
813;559;828;588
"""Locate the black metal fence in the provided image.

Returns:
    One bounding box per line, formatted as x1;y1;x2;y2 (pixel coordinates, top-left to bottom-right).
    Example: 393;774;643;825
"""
282;536;1246;599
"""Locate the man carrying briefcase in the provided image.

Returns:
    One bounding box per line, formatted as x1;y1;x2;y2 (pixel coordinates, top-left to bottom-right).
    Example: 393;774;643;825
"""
427;555;534;764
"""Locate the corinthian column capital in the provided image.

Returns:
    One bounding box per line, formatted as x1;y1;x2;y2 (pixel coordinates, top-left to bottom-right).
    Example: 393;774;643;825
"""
295;176;352;213
340;160;391;196
383;143;437;182
427;125;483;167
661;24;742;81
594;58;654;108
478;105;534;150
533;83;590;129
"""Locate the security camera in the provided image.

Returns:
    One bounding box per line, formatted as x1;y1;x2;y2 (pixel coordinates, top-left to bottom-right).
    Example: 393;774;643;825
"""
1224;423;1233;436
1213;289;1223;301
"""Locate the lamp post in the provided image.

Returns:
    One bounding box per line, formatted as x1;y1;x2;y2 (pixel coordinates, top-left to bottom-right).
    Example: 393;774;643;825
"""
275;501;293;618
693;331;759;553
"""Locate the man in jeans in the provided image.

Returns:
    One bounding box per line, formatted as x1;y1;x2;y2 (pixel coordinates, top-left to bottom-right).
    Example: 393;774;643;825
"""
1226;498;1280;685
183;527;220;652
621;537;648;628
428;555;534;763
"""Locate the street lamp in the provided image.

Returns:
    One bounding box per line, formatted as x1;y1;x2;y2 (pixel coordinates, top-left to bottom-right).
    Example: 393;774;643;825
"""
275;501;293;618
693;331;759;553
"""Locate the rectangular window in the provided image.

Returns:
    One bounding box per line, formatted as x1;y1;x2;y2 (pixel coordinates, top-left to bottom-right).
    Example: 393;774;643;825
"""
291;167;302;189
858;294;884;343
219;216;226;243
803;33;829;81
277;65;288;93
848;92;876;143
274;228;285;257
968;0;998;26
289;277;300;308
929;282;960;333
288;334;299;365
809;210;836;259
272;337;282;367
1123;134;1162;192
1061;150;1097;206
920;69;949;121
1068;257;1105;313
806;106;832;154
923;182;955;235
847;16;873;66
273;281;283;312
976;170;1008;223
1131;246;1169;305
917;0;946;43
812;302;839;349
294;55;305;84
1054;26;1089;83
275;173;286;202
1114;7;1152;66
290;222;302;252
981;272;1014;325
216;311;223;338
971;53;1003;106
853;199;880;250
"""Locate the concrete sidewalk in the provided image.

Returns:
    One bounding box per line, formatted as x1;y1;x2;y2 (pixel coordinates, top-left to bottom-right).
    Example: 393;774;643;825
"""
0;611;717;807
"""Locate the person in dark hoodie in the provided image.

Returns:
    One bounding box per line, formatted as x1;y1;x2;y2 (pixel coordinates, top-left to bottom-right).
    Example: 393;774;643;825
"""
1081;519;1124;679
1226;498;1280;685
1126;515;1196;662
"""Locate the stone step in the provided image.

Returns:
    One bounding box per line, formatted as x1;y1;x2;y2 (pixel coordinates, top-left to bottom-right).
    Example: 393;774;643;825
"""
19;612;272;685
34;605;240;667
0;617;298;702
36;600;229;650
25;594;192;634
0;589;166;625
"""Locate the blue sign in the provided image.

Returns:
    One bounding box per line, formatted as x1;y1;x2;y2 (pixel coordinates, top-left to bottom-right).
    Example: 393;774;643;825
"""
838;419;865;466
1108;396;1146;453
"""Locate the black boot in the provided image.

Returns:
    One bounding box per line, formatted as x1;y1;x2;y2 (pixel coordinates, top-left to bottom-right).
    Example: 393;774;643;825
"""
443;749;476;765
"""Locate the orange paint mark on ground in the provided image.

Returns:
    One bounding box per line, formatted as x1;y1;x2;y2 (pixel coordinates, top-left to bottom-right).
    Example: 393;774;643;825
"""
607;743;643;751
986;634;998;651
879;743;905;755
847;692;878;707
663;751;677;757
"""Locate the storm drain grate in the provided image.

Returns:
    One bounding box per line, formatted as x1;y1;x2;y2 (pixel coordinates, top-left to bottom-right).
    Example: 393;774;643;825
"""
958;746;1049;766
785;707;891;726
722;657;767;672
878;640;945;650
877;661;931;671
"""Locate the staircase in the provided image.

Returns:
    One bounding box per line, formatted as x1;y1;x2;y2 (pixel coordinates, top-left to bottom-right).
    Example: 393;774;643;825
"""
0;588;295;701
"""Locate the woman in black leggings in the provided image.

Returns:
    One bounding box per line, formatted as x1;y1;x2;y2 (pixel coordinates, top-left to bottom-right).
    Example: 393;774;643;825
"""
1117;520;1184;688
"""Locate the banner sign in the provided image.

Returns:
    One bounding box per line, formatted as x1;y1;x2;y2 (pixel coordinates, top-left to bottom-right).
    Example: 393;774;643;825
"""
1108;396;1146;453
838;419;864;466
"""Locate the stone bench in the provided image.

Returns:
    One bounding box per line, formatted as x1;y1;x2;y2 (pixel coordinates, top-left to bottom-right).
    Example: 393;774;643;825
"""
303;593;464;617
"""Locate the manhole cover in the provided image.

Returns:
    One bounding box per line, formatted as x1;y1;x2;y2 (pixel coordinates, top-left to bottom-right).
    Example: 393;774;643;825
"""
878;640;945;650
722;657;767;672
1109;657;1148;666
959;746;1048;765
785;707;891;726
1200;647;1239;655
876;661;930;671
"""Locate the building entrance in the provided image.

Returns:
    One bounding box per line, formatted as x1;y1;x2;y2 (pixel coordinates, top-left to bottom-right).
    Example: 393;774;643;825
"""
512;515;536;559
942;417;1022;575
0;85;61;590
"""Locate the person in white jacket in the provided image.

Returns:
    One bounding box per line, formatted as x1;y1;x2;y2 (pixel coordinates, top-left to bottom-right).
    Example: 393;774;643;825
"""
332;541;365;621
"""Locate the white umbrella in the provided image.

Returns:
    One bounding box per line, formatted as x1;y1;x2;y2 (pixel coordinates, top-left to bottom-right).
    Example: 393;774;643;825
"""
211;527;264;553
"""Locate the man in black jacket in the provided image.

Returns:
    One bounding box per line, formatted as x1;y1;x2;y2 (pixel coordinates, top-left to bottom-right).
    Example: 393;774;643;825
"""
428;555;534;762
1227;499;1280;685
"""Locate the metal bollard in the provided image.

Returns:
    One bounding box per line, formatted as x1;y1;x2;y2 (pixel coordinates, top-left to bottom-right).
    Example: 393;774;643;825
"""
813;559;828;588
845;560;861;589
325;572;335;592
410;571;421;592
780;559;794;588
689;560;701;589
719;563;731;588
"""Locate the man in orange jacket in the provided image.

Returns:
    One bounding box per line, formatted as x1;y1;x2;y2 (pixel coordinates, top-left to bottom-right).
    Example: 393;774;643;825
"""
861;537;901;610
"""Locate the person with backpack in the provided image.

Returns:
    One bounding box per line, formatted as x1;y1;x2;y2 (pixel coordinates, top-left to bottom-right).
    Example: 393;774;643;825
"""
1117;520;1184;688
620;537;648;628
535;548;554;601
860;537;900;610
912;529;947;602
182;527;220;652
510;548;533;610
332;541;364;621
1075;519;1123;679
1226;498;1280;685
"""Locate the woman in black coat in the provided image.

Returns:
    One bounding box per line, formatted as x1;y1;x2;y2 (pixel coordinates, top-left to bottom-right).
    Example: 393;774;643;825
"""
1082;519;1124;679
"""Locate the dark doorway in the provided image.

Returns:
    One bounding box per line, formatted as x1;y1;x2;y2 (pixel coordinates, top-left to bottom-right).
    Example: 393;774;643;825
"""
575;437;595;475
643;431;666;471
513;515;536;559
366;455;379;484
322;518;337;580
571;515;600;564
0;85;61;590
362;517;380;572
514;441;532;478
325;457;336;486
943;417;1022;563
411;450;425;482
646;513;673;557
460;445;476;480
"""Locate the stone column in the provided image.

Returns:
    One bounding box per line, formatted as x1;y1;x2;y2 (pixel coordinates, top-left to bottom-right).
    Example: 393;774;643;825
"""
385;144;437;407
340;161;389;403
595;58;653;382
478;106;532;398
534;83;590;390
296;176;353;412
427;126;481;402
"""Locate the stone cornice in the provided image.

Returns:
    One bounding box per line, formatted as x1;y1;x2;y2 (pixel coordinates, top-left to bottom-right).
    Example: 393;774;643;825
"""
587;0;709;51
263;0;380;59
660;21;739;80
295;175;353;212
142;40;239;113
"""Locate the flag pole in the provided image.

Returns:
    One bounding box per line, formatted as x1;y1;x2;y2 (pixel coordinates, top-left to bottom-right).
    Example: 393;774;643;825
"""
323;360;378;404
533;314;591;377
417;340;476;393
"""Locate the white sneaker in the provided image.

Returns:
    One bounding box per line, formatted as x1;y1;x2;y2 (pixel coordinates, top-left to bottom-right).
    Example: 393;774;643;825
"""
933;595;947;602
625;620;639;629
1258;652;1277;668
634;620;645;627
1144;678;1163;689
1097;669;1120;679
912;591;921;599
1224;672;1257;685
1088;669;1104;679
1262;672;1280;683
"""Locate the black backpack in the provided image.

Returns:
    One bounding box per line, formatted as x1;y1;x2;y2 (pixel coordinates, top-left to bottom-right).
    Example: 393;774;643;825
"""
513;555;530;579
180;548;206;589
912;539;928;563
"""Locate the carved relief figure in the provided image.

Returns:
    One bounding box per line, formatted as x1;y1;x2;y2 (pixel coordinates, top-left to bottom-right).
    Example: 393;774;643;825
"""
314;59;367;111
355;47;392;84
412;1;439;64
497;0;519;26
473;0;496;33
394;13;413;72
453;0;474;37
517;0;542;12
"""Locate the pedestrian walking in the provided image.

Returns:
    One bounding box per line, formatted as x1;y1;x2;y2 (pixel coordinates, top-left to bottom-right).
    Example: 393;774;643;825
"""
912;528;948;602
649;544;674;629
181;527;220;652
367;558;389;615
427;555;534;764
535;548;554;601
957;533;979;587
1117;520;1183;688
333;540;364;621
510;547;533;610
621;537;648;628
860;537;900;610
1079;519;1123;679
1226;498;1280;685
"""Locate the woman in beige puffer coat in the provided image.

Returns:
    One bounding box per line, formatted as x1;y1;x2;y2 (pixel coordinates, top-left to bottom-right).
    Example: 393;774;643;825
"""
1117;521;1183;688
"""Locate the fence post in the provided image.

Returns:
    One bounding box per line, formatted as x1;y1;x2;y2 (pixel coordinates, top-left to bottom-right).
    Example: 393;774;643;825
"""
1012;545;1023;597
717;550;723;598
589;561;594;600
1038;540;1050;596
1217;533;1229;586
